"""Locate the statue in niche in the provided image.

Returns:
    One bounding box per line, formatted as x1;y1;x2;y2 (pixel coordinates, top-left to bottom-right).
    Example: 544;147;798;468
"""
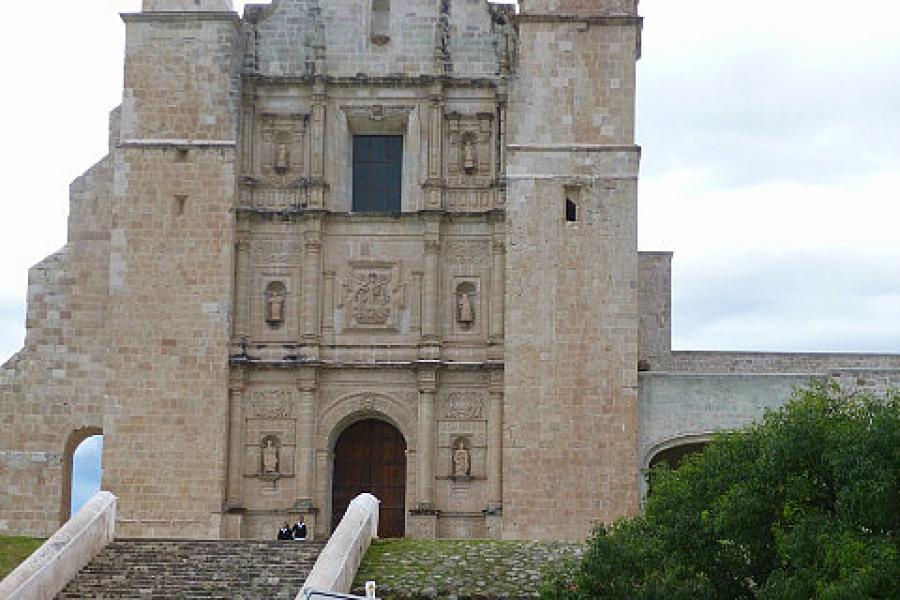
262;438;280;475
452;438;471;479
455;281;477;330
274;131;291;174
275;143;289;173
459;293;474;325
462;135;476;174
266;282;286;326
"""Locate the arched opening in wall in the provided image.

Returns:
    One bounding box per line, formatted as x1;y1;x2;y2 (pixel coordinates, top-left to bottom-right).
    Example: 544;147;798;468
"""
646;441;708;496
60;428;103;525
649;441;708;471
331;419;406;537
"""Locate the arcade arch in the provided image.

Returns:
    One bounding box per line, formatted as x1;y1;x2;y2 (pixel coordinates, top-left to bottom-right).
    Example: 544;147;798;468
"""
60;427;103;525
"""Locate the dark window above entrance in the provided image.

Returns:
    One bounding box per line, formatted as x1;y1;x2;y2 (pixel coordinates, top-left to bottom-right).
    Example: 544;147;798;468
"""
353;135;402;213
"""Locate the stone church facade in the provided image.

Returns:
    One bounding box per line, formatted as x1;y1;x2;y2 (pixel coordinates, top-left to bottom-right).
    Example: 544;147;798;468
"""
1;0;897;541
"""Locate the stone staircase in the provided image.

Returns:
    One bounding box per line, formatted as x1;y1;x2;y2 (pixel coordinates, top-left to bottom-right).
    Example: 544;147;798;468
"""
57;539;325;599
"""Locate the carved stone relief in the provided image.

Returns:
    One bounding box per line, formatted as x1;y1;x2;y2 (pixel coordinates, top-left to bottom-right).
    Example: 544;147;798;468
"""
338;261;407;330
250;238;304;266
247;389;293;419
444;240;491;266
441;391;485;420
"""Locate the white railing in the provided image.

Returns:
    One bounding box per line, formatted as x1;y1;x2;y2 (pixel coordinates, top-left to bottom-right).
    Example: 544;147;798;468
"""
0;491;116;600
299;493;380;598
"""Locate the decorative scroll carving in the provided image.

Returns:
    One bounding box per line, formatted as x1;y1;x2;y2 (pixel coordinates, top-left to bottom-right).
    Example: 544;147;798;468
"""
250;238;304;265
338;261;406;330
442;391;485;420
239;187;308;212
248;390;293;419
444;240;491;266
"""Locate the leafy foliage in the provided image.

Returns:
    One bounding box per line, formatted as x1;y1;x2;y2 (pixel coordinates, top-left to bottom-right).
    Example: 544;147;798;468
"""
542;383;900;599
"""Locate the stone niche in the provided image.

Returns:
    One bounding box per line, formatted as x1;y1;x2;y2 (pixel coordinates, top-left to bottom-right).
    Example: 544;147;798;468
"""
240;111;310;211
243;389;296;482
445;111;496;211
248;236;303;343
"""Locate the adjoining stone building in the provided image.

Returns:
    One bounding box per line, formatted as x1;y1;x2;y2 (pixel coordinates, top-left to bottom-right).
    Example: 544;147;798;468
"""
1;0;897;541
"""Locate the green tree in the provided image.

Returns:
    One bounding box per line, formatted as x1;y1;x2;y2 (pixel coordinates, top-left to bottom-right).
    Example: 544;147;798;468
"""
542;383;900;599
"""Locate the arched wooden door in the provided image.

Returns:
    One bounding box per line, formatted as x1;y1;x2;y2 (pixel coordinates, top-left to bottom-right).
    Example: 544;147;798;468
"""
331;419;406;537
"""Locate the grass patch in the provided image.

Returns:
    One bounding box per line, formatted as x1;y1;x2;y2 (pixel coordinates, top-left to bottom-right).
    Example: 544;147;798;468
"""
0;535;44;579
352;539;581;599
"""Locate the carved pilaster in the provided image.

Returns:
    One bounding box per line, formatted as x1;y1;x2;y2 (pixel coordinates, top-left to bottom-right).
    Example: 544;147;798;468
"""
425;90;444;210
421;236;441;347
295;371;317;507
233;238;251;340
225;380;246;510
489;220;506;348
487;370;504;511
309;87;327;209
416;370;438;508
302;225;322;348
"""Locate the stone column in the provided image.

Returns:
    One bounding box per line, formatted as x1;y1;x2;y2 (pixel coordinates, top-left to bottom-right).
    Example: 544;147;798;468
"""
489;223;506;353
233;238;251;340
416;372;437;508
422;238;440;342
296;374;317;507
322;271;335;344
423;88;444;210
302;224;322;355
487;389;504;510
225;382;245;509
309;87;326;209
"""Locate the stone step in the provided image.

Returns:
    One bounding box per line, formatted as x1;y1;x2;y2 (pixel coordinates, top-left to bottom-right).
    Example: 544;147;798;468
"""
57;539;325;599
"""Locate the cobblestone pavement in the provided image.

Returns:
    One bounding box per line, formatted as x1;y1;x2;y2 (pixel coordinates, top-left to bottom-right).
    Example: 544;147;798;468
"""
352;539;583;599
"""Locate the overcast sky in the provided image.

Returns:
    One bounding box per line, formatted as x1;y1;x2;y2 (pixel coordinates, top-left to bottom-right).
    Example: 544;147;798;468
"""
2;0;899;371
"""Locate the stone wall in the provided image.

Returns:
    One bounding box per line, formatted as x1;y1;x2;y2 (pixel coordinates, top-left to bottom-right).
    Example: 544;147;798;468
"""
103;10;242;539
0;107;119;537
638;251;671;370
503;5;642;539
251;0;504;79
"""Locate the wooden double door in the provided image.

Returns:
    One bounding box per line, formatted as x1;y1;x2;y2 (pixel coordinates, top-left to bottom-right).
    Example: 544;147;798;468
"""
331;419;407;537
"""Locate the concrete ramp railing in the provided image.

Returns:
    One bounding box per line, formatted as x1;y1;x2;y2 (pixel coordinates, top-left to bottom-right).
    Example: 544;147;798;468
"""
299;493;380;598
0;491;116;600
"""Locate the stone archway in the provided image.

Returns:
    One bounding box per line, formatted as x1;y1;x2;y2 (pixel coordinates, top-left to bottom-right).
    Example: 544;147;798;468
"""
60;426;103;525
331;419;407;538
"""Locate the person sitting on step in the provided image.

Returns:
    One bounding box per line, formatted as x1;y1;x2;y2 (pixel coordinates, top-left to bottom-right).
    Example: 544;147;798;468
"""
277;522;292;540
291;516;307;541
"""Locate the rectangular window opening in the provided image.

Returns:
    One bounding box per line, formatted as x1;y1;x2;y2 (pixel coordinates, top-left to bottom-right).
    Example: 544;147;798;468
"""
353;135;402;213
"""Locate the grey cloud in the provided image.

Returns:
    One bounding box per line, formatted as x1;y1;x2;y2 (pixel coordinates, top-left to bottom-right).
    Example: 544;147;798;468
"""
637;29;900;187
0;296;25;364
671;251;900;352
